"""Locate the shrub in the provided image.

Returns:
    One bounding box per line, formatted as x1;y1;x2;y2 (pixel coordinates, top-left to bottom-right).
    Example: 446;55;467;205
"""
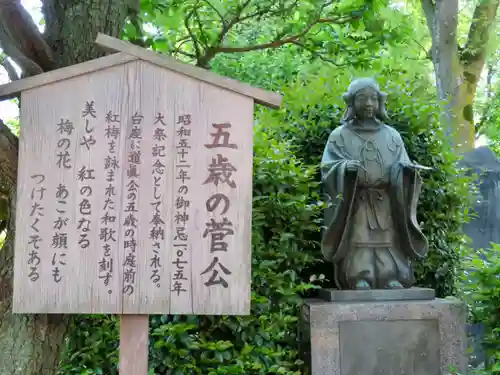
460;244;500;374
58;315;119;375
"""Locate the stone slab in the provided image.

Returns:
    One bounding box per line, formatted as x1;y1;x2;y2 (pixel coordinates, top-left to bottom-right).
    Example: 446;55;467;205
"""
340;320;440;375
318;287;436;302
460;146;500;252
299;297;468;375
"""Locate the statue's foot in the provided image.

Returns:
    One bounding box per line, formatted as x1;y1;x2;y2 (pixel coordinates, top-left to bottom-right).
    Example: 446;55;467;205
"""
386;280;404;289
354;279;371;290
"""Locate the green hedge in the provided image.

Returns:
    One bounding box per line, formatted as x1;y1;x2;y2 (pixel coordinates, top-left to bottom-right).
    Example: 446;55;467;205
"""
461;244;500;374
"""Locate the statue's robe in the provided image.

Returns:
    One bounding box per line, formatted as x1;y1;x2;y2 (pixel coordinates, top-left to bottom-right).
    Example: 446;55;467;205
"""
321;122;428;289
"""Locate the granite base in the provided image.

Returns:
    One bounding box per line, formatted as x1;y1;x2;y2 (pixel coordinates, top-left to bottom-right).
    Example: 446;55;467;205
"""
299;296;467;375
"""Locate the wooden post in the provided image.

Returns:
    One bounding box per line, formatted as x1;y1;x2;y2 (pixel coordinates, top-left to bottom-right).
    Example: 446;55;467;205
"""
120;315;149;374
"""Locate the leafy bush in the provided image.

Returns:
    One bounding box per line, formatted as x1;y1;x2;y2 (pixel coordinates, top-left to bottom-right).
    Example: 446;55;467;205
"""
58;315;119;375
461;244;500;374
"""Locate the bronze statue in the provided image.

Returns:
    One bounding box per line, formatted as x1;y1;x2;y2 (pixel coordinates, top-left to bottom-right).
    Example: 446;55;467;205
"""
320;78;429;290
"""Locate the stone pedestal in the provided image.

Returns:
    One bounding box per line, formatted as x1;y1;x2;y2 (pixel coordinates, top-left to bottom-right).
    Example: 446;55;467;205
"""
299;289;467;375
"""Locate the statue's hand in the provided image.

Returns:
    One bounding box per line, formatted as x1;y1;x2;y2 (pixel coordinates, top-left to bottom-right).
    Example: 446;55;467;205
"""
399;161;432;171
346;160;364;172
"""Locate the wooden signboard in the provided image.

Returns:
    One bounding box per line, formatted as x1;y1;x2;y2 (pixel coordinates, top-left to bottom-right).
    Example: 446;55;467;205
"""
0;34;282;374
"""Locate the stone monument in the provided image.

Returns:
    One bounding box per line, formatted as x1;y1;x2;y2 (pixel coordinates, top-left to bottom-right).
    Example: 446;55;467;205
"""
300;78;467;375
460;145;500;255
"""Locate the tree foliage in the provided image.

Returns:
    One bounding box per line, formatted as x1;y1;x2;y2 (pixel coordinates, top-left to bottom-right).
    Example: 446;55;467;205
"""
419;0;500;150
461;244;500;373
124;0;430;70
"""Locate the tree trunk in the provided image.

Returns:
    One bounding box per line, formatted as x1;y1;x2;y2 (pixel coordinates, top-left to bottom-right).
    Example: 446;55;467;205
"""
0;1;129;374
421;0;500;152
421;0;466;149
42;0;130;67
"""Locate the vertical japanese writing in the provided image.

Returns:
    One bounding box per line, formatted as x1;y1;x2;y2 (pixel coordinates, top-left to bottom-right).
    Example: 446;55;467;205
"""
76;101;97;278
99;111;121;293
150;113;167;288
123;111;143;296
52;183;69;283
52;116;75;283
28;174;46;282
171;114;192;296
201;123;238;288
56;118;73;169
81;101;97;150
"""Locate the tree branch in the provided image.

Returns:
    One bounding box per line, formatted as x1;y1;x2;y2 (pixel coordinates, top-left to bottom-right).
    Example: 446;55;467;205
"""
173;49;198;59
213;15;355;54
191;0;345;67
0;53;19;82
192;3;211;48
420;0;435;38
171;36;197;57
237;0;298;24
215;0;252;45
203;0;225;23
184;2;202;61
0;0;55;78
126;0;147;47
290;41;348;67
461;0;500;67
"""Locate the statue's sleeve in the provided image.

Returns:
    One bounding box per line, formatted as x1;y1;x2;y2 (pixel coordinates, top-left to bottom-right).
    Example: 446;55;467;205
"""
389;131;429;259
320;130;359;262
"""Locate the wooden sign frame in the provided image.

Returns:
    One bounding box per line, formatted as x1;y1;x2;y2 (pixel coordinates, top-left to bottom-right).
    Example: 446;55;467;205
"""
0;34;282;374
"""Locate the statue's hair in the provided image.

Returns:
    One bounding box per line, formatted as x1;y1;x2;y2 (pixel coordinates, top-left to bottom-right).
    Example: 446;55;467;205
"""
341;77;389;123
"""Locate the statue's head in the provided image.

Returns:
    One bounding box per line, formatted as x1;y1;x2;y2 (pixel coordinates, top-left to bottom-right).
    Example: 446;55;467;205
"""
341;78;389;123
